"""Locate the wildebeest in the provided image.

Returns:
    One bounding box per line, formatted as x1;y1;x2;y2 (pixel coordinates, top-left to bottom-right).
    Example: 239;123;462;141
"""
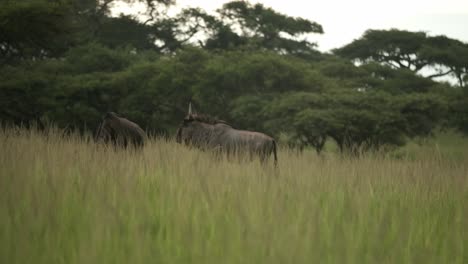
95;112;146;148
175;105;277;165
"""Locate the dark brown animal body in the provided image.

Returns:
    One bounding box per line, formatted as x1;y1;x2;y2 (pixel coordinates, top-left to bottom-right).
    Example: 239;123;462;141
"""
176;114;277;165
95;112;146;148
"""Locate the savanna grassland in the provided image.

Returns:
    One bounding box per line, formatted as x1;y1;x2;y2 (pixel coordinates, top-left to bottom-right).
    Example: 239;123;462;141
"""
0;127;467;264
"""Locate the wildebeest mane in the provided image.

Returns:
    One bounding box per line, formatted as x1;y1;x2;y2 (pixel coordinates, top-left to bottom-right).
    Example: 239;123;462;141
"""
187;114;231;126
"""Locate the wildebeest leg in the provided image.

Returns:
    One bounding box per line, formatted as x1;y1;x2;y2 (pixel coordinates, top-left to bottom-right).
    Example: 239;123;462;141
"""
259;153;267;164
225;147;234;162
211;145;224;161
272;140;278;167
94;122;103;141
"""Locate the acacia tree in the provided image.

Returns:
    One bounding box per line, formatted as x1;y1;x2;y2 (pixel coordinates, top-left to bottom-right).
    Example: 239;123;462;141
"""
260;90;446;154
83;0;182;52
334;29;468;87
215;1;324;55
334;30;429;71
420;35;468;87
263;92;330;154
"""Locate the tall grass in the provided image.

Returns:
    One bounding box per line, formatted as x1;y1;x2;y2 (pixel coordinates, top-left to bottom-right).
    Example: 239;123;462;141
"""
0;127;467;264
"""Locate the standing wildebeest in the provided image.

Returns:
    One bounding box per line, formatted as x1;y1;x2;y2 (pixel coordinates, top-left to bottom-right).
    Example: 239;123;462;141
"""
95;112;146;148
175;107;277;165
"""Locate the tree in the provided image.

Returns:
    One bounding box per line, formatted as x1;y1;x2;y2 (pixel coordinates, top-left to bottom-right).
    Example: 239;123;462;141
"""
229;95;270;132
359;63;442;94
191;50;328;118
115;47;209;134
262;90;446;154
0;0;74;62
0;0;178;62
420;36;468;87
334;29;428;71
315;57;443;95
77;0;181;52
262;92;330;154
95;15;156;50
0;64;53;126
334;29;468;86
216;1;323;55
450;89;468;135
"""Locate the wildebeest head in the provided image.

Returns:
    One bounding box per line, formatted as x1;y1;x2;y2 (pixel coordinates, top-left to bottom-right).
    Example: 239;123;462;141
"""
94;112;116;142
175;103;229;146
176;102;198;144
175;114;219;145
175;114;192;144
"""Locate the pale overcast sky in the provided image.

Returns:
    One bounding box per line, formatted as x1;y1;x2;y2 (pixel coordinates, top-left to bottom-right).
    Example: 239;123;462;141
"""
113;0;468;52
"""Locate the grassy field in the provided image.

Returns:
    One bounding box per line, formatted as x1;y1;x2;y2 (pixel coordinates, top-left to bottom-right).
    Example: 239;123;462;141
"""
0;127;467;264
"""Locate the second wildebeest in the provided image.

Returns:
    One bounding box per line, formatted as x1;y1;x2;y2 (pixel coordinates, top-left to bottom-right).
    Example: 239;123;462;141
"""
175;107;277;165
95;112;146;148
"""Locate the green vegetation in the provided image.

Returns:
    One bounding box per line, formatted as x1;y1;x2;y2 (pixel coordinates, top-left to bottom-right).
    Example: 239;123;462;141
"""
0;127;467;263
334;29;468;86
0;45;455;153
1;0;468;154
2;1;467;263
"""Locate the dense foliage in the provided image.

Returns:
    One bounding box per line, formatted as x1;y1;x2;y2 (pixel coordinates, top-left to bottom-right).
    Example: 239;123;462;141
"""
1;0;467;153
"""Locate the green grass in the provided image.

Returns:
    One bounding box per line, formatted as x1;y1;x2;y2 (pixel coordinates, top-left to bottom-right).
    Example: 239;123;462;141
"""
392;131;468;161
0;127;467;264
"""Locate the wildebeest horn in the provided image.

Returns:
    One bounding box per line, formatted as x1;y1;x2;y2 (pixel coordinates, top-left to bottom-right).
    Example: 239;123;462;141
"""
188;102;192;115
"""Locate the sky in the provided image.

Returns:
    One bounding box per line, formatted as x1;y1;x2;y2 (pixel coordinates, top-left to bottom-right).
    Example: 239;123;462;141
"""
113;0;468;52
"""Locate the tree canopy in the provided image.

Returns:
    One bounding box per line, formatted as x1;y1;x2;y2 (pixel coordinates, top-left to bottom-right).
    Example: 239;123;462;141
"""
1;0;467;154
334;29;468;87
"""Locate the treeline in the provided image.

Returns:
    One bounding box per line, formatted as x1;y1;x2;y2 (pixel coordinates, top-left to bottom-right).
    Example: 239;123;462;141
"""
1;0;468;153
